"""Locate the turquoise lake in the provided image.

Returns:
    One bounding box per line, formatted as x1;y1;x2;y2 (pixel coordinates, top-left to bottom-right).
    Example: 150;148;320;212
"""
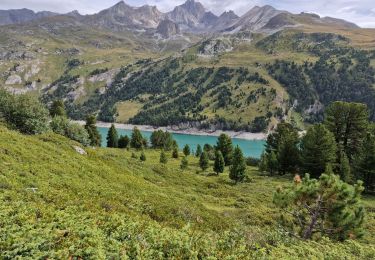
98;127;266;158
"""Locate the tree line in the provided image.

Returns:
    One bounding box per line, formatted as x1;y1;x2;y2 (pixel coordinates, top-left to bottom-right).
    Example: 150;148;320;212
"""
260;101;374;194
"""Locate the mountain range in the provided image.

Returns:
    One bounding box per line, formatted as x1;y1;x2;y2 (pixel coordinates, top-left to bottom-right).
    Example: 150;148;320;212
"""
0;0;374;132
0;0;360;37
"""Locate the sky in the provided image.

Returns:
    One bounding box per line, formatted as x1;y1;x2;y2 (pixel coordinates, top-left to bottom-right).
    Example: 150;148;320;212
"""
0;0;374;28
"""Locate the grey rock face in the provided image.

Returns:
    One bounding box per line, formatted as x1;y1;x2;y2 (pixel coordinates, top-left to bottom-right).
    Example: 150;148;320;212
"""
198;38;233;56
166;0;218;32
224;5;286;33
157;20;181;38
83;1;165;31
5;74;22;85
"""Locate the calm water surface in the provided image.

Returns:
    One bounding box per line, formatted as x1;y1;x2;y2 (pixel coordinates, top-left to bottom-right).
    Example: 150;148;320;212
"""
98;127;266;158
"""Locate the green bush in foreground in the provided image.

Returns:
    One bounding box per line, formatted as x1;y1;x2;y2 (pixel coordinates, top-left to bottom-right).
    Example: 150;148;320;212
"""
274;166;365;241
0;125;374;259
50;116;90;146
0;90;49;135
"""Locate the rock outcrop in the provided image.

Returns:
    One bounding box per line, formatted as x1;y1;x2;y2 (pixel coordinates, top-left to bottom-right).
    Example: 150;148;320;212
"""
157;20;181;38
5;74;22;85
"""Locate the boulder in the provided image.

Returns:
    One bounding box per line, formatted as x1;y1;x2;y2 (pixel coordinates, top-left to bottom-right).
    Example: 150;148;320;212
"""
5;74;22;85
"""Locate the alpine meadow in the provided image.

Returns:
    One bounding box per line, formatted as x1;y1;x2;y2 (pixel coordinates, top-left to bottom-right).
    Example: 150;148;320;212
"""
0;0;375;259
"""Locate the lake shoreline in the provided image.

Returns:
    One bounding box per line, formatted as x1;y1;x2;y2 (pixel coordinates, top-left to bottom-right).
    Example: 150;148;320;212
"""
74;121;267;141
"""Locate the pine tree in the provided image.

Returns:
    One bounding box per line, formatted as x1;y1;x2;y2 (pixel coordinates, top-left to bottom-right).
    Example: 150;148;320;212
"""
339;149;351;183
300;124;337;178
213;150;225;175
85;114;101;147
49;99;66;117
150;130;174;150
180;156;188;170
118;135;130;149
267;151;278;175
160;150;168;164
354;131;375;193
130;127;144;149
106;124;118;148
183;144;191;156
216;134;233;166
266;123;300;174
172;147;179;159
325;101;369;162
274;166;365;241
195;144;202;157
229;146;246;183
140;151;146;162
259;152;268;172
199;151;209;171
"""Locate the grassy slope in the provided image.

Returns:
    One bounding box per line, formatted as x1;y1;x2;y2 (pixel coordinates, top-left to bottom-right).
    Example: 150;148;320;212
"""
0;125;374;258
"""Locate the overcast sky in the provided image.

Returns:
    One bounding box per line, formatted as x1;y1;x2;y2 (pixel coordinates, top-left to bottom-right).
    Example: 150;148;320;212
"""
1;0;374;28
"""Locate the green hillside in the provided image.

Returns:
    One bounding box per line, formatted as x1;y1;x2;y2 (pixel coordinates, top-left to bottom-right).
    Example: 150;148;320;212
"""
0;125;374;258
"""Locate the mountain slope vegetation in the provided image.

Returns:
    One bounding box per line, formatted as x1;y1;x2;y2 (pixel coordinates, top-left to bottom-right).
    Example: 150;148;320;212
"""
0;125;375;258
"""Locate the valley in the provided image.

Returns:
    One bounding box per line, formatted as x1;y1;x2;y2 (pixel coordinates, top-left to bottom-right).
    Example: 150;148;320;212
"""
1;1;375;258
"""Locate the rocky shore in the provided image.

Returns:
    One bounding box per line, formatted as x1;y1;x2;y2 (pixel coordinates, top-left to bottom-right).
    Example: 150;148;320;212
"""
74;121;267;140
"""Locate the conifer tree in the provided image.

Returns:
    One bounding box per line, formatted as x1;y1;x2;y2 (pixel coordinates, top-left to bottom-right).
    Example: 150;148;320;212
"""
259;152;268;173
160;150;168;164
325;102;369;162
118;135;130;149
213;150;225;175
49;99;66;117
85;114;101;147
180;156;188;170
150;130;174;150
354;132;375;193
339;149;351;183
140;151;146;162
199;151;209;171
229;146;246;183
195;144;202;157
216;134;233;166
274;166;365;241
172;147;179;159
183;144;191;156
106;124;118;148
267;151;278;175
266;123;299;174
300;124;337;178
130;127;144;149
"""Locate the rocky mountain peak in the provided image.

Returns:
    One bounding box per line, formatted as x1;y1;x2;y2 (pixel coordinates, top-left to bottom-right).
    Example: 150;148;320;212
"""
104;1;131;14
180;0;206;18
227;5;286;32
220;10;239;20
66;10;81;18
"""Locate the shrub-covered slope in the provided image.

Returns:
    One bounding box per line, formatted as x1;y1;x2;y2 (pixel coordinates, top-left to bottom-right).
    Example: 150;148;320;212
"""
0;126;374;258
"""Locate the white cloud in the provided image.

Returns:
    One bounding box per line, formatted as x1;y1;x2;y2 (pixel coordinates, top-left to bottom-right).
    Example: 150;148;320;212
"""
0;0;374;28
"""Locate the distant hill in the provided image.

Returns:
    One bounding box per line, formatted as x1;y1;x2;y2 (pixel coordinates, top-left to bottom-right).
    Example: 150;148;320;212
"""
0;8;57;25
